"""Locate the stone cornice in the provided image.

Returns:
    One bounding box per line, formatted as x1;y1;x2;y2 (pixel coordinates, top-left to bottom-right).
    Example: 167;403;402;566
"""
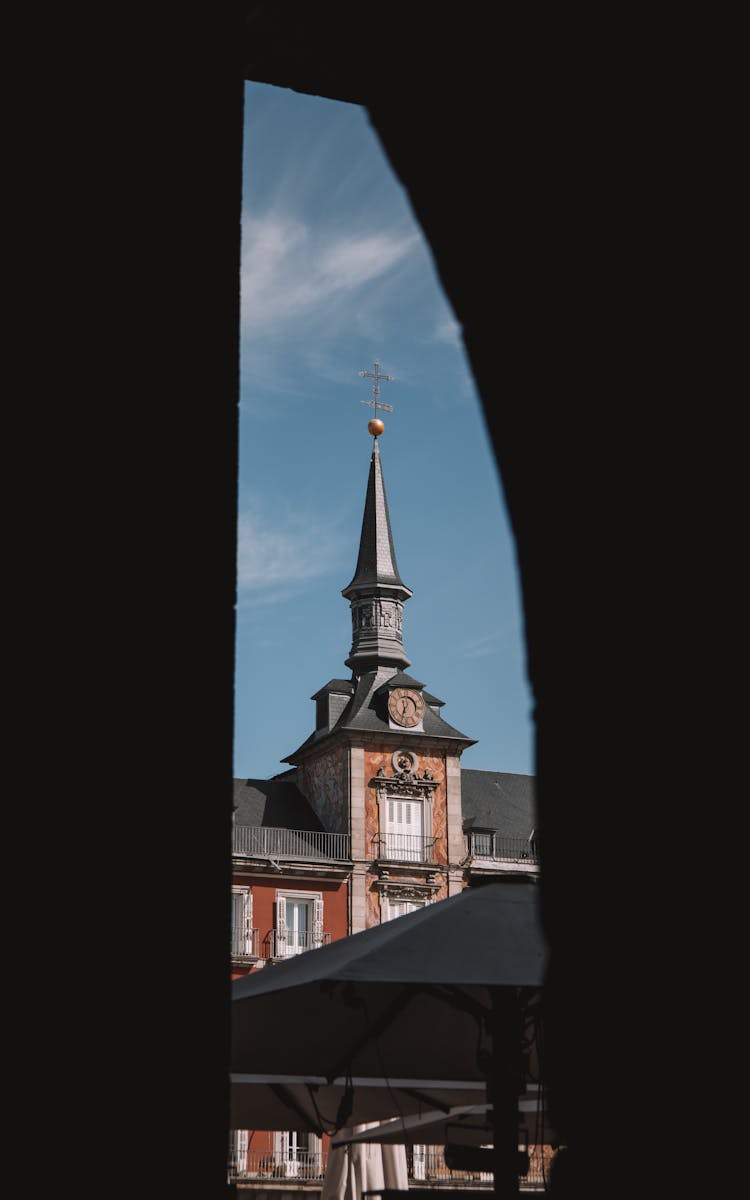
231;859;351;879
370;773;439;798
372;876;442;902
284;727;473;766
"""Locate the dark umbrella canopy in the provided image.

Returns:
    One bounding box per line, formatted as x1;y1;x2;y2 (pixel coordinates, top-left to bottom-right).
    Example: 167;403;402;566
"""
230;1073;489;1133
329;1088;557;1149
331;1104;494;1147
231;881;547;1084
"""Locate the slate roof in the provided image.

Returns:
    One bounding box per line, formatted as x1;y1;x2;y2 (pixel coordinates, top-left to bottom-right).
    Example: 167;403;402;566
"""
283;668;475;762
381;671;426;690
341;678;471;741
460;769;537;837
232;778;323;830
232;768;536;841
341;439;411;598
311;679;354;700
375;672;443;707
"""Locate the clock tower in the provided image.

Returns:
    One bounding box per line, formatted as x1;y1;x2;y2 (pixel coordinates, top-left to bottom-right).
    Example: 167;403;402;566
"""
282;378;475;931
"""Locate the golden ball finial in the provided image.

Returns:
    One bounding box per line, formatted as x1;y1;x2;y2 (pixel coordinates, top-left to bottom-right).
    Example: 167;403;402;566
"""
368;418;385;437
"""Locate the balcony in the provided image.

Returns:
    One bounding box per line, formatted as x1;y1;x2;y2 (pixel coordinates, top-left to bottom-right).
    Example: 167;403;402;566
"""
233;825;351;862
227;1144;553;1191
464;834;539;866
259;929;332;960
231;926;259;959
232;929;332;966
372;833;437;864
229;1148;326;1182
408;1145;553;1191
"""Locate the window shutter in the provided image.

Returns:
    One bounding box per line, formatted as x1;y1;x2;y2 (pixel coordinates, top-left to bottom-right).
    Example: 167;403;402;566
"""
310;1131;321;1172
232;889;253;955
312;897;324;947
245;889;253;954
234;1130;248;1173
278;1130;289;1171
275;894;287;956
231;892;243;955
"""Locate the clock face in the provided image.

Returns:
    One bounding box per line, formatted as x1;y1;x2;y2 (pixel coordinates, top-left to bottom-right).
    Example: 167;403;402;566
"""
388;687;425;728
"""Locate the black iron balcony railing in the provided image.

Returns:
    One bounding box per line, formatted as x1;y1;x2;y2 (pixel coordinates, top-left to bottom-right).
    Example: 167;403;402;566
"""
409;1145;552;1191
231;928;331;962
372;832;437;863
233;825;351;861
228;1147;326;1182
260;929;332;960
233;826;537;867
465;833;540;865
231;926;259;958
227;1144;553;1191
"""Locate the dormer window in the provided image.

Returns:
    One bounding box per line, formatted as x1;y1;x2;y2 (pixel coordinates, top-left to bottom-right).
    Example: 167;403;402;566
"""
312;681;353;731
470;830;495;857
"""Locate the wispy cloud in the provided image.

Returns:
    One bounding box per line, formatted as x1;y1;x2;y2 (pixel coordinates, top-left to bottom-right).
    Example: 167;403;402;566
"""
317;234;413;289
431;314;462;346
241;213;420;342
461;632;503;660
237;507;346;598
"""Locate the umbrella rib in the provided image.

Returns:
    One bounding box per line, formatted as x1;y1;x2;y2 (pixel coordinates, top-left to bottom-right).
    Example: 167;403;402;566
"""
268;1082;324;1136
393;1086;457;1114
325;986;418;1082
420;983;491;1023
325;984;490;1083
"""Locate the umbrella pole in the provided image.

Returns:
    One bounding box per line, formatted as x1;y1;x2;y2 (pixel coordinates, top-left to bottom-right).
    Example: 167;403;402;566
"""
487;987;523;1200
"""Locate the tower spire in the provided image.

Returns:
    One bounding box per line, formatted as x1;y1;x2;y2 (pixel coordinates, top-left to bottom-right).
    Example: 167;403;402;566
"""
343;360;411;674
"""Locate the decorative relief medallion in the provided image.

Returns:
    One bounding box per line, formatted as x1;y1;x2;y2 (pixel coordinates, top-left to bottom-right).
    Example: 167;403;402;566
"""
370;751;438;799
392;748;418;775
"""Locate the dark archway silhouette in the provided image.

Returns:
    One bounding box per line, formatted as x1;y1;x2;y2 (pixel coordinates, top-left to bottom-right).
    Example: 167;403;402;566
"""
42;6;724;1197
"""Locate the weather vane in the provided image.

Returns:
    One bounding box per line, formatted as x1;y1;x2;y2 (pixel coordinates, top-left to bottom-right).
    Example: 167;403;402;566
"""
359;358;394;438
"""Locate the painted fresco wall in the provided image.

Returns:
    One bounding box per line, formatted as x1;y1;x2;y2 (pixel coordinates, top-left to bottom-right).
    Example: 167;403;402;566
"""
365;862;381;927
363;743;451;926
363;744;449;858
301;745;348;835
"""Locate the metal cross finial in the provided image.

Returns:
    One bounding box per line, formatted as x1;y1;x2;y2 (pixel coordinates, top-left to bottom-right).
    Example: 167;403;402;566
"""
359;358;394;417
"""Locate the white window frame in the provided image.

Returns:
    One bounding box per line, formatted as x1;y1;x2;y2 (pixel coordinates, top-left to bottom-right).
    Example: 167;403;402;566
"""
231;885;254;956
274;1129;321;1177
381;895;426;923
274;889;324;957
380;792;432;861
411;1143;427;1180
230;1129;249;1176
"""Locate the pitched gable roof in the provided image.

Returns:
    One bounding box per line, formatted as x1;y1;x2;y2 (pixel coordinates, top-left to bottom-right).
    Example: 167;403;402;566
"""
460;769;537;837
232;778;322;831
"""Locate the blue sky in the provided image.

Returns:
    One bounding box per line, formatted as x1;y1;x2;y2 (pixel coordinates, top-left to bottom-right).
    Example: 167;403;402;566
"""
235;81;534;782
